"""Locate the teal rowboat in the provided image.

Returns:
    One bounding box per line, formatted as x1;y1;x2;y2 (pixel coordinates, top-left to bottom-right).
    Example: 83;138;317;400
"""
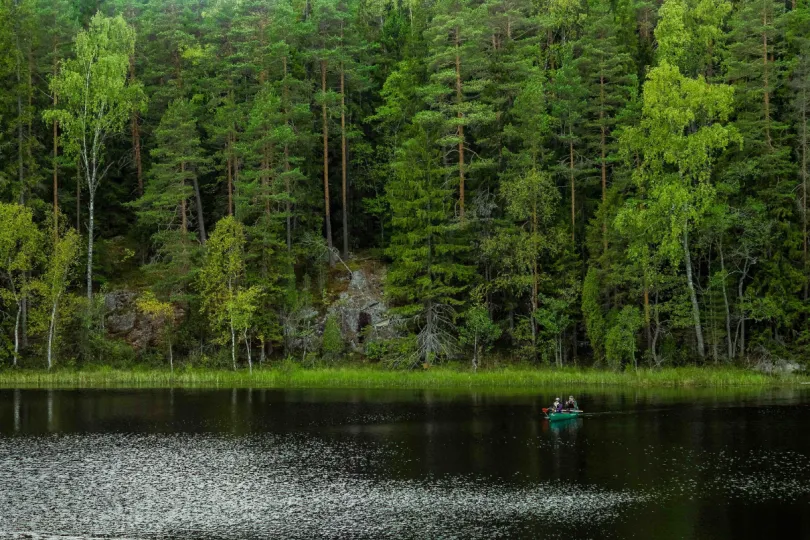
543;409;583;422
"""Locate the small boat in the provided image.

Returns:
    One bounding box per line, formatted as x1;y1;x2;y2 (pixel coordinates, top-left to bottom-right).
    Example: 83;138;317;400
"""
542;408;583;422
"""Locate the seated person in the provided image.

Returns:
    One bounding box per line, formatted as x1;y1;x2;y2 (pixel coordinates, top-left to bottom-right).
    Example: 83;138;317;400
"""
564;395;578;411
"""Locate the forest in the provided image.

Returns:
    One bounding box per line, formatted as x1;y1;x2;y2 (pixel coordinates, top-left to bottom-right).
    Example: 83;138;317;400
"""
0;0;809;372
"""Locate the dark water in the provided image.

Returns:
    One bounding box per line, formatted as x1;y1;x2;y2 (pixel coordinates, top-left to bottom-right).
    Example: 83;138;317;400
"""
1;387;809;539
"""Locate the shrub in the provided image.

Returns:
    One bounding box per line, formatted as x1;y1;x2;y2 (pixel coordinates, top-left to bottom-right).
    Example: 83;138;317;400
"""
321;315;343;359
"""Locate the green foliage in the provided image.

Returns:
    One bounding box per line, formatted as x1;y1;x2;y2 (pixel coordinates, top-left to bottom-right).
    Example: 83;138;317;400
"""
0;203;42;364
606;306;643;370
199;216;258;369
459;305;501;369
3;0;810;371
582;266;606;361
321;314;343;359
385;127;473;317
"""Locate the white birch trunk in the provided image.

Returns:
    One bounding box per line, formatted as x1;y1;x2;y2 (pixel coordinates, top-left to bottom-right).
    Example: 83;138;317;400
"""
13;303;21;367
244;330;252;374
230;319;237;370
87;190;95;299
47;298;59;369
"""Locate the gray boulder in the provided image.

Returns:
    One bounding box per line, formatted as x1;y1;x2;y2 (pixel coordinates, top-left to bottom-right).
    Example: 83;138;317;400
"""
326;268;397;350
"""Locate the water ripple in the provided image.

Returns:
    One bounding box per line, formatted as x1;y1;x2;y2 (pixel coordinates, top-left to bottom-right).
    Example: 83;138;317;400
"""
0;434;641;539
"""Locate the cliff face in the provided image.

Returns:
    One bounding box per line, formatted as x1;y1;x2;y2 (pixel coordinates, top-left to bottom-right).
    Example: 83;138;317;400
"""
104;291;184;350
102;260;397;355
325;265;397;351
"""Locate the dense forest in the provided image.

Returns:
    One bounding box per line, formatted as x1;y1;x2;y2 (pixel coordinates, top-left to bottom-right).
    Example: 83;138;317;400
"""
0;0;809;370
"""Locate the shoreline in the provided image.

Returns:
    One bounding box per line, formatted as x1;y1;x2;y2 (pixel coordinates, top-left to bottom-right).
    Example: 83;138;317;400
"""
0;365;806;389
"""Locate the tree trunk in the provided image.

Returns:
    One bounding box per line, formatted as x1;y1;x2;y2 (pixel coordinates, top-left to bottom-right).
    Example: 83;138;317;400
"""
455;28;465;220
53;92;59;242
341;61;349;257
244;329;252;374
13;303;21;367
47;297;59;369
180;161;187;233
76;163;81;234
87;189;95;300
570;135;575;243
531;202;539;361
644;281;652;353
192;176;206;244
321;60;334;266
230;319;237;370
718;244;733;361
738;273;746;358
283;56;292;253
651;292;661;365
168;338;173;373
260;337;266;365
600;74;608;255
762;8;771;147
800;83;808;301
130;56;142;196
16;16;25;206
683;227;705;358
472;334;478;372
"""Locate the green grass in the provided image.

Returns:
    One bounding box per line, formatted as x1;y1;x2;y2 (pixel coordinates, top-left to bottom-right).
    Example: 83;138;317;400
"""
0;365;806;389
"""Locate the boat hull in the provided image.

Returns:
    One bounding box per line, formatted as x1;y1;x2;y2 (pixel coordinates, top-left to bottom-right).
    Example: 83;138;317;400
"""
545;411;582;422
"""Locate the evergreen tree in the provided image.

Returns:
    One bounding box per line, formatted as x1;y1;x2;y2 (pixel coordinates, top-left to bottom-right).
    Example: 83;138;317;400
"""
134;98;208;296
421;0;495;220
575;2;637;258
386;126;473;365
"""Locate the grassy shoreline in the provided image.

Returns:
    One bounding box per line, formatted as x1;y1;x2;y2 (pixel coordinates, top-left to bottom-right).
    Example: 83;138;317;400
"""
0;365;807;389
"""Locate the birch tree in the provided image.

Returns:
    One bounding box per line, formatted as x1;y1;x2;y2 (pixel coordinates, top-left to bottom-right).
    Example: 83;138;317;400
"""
199;216;254;370
43;13;142;299
618;62;739;359
0;203;40;366
43;227;80;369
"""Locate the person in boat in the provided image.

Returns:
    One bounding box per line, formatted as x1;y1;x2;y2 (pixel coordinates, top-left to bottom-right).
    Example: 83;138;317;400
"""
564;395;578;411
550;397;563;413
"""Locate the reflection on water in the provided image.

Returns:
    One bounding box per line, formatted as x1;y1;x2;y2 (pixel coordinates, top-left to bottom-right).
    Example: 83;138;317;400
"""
0;387;809;539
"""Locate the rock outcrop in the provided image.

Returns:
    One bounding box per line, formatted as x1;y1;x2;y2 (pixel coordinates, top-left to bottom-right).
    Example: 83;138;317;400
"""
104;290;184;350
326;266;397;350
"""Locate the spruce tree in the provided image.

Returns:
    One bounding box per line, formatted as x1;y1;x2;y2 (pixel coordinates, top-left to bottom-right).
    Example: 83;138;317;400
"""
386;126;473;365
134;98;208;295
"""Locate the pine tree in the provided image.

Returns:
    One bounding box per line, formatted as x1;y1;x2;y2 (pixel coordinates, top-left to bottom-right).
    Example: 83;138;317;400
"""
724;0;798;332
422;0;495;220
268;0;314;253
310;0;346;264
575;2;638;258
791;53;810;298
35;0;79;239
240;84;293;353
549;47;587;245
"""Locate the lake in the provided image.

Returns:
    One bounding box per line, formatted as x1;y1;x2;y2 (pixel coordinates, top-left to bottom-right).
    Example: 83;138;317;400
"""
1;387;809;539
